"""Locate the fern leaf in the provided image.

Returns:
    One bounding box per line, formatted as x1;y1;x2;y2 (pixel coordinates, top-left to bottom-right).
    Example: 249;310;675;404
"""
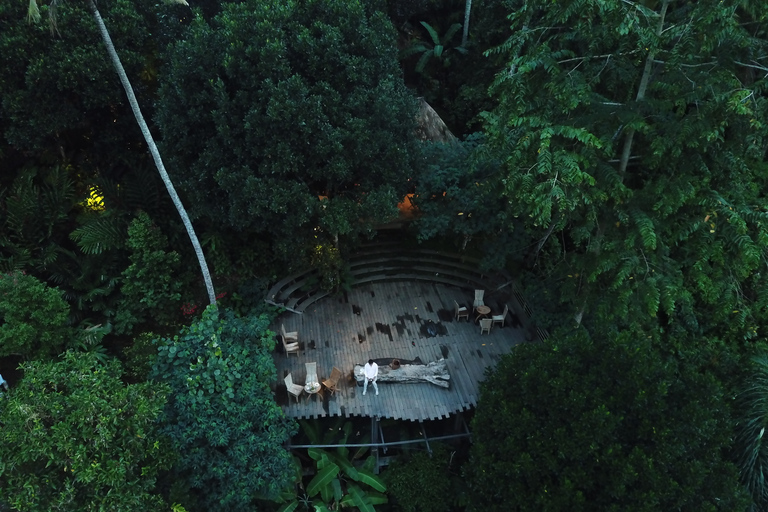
70;213;126;255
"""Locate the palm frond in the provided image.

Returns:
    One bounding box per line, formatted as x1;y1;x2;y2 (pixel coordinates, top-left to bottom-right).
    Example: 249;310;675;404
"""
27;0;41;23
70;212;126;255
415;51;432;73
420;21;440;45
442;23;463;46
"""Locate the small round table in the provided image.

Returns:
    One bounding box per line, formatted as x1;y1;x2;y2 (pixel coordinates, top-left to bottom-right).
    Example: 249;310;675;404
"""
304;381;321;402
475;305;491;323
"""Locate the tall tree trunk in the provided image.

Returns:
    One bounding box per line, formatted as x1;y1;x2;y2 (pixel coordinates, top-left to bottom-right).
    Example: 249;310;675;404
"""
618;0;669;178
87;0;217;306
575;0;669;325
462;0;472;48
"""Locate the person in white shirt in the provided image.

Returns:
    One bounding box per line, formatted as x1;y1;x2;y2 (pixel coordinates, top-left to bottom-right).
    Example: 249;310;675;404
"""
363;359;378;396
0;373;8;391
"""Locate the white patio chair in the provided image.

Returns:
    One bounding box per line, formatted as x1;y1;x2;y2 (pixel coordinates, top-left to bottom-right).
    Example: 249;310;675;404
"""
492;304;509;328
281;324;299;357
305;362;318;386
455;300;469;322
284;373;303;403
473;289;485;312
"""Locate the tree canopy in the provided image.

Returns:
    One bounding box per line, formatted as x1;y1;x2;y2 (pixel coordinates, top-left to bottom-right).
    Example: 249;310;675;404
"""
0;351;171;511
151;307;297;512
468;327;750;511
483;0;768;337
3;0;768;508
156;0;419;260
0;0;159;171
0;270;73;358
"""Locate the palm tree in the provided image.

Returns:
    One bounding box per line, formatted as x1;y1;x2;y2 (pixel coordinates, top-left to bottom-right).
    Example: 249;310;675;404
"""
737;353;768;509
28;0;217;306
462;0;471;48
401;21;466;74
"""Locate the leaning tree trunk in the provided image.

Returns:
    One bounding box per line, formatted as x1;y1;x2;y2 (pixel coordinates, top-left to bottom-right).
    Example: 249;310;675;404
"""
574;0;669;325
461;0;472;48
87;0;217;306
617;0;669;178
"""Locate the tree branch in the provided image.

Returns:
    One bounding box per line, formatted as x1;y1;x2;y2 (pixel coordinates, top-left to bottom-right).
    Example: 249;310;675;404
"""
618;0;669;179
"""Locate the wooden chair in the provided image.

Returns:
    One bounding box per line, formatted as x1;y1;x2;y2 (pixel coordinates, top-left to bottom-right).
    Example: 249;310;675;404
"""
281;324;300;357
454;300;469;322
473;289;485;312
322;366;343;396
305;362;318;385
284;373;303;403
479;318;492;335
492;304;509;328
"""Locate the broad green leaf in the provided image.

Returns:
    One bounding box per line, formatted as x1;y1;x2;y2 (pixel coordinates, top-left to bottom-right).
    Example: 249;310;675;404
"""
276;501;299;512
356;468;386;492
346;485;375;512
366;491;388;505
332;477;343;503
420;21;440;45
308;447;326;462
307;463;340;497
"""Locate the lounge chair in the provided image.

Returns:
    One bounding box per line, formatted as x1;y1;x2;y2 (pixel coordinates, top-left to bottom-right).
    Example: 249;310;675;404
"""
473;289;485;312
492;304;509;328
305;362;318;386
322;367;343;396
454;300;469;322
281;324;300;357
284;373;303;403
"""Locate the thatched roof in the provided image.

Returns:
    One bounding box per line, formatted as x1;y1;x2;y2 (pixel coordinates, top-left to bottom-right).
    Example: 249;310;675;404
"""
415;97;457;144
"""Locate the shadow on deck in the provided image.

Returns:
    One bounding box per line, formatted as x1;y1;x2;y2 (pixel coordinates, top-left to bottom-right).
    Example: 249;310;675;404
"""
272;281;526;422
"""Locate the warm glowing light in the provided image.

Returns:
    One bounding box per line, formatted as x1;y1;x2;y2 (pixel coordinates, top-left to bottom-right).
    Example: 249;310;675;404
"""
397;193;416;215
82;186;105;211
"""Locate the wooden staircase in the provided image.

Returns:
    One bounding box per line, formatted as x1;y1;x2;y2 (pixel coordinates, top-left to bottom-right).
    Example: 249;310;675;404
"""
265;241;510;314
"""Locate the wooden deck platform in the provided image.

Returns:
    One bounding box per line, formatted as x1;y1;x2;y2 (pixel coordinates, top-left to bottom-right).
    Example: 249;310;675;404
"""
273;281;526;422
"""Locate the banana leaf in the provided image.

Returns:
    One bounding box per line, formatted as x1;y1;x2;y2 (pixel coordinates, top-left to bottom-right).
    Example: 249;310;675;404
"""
307;463;340;497
366;491;389;505
308;447;327;461
332;477;343;503
342;485;375;512
362;455;376;472
320;477;335;504
356;468;386;492
276;501;299;512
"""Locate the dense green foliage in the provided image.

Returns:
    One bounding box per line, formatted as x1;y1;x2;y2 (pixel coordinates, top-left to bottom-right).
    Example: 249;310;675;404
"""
384;443;457;512
152;307;297;512
156;0;418;261
736;354;768;509
468;327;749;511
0;0;159;170
2;0;768;508
0;351;171;511
115;211;184;334
483;0;768;336
0;270;72;358
276;420;387;512
411;137;522;268
0;167;80;272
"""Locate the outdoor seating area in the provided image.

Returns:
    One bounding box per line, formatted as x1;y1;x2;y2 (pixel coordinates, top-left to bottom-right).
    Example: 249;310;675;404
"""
265;241;500;314
272;280;527;421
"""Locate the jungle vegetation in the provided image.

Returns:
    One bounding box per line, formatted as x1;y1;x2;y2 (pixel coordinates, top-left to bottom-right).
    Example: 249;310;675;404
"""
2;0;768;510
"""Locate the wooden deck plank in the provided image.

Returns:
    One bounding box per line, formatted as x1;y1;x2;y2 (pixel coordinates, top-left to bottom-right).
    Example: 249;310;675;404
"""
273;280;524;422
